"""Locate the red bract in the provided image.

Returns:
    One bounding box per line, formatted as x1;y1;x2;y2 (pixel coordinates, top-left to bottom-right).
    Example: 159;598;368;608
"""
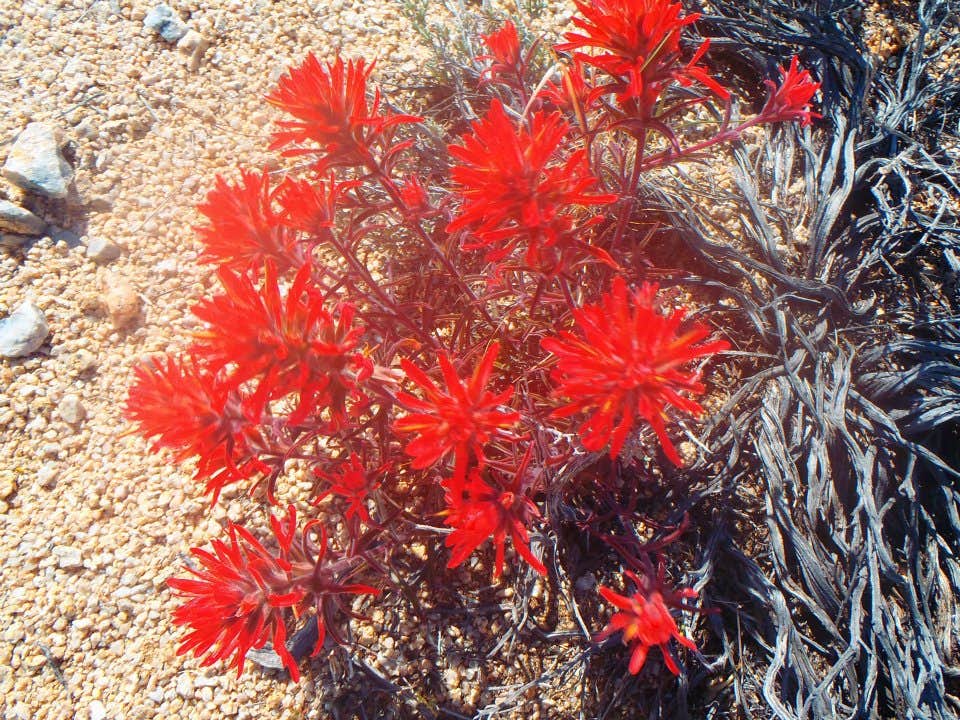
196;170;304;275
275;174;357;237
265;54;421;165
541;276;729;464
443;462;547;579
557;0;728;118
394;342;520;483
126;355;268;501
167;522;301;680
479;20;522;84
168;506;380;682
596;569;698;675
313;453;381;523
758;56;821;127
447;99;616;269
191;261;366;427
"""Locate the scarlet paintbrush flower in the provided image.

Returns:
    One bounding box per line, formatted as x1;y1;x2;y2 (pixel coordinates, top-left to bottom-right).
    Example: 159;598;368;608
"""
266;54;421;165
167;522;301;679
478;20;522;84
443;461;547;579
556;0;728;118
191;261;366;426
312;453;382;523
275;174;358;237
126;355;268;501
596;568;698;675
447;99;615;269
757;56;821;127
394;342;520;483
168;506;379;682
541;276;729;464
196;170;304;275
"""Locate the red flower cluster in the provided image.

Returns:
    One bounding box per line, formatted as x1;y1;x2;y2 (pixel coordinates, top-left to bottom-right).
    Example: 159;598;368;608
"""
266;54;421;166
196;170;304;275
394;342;520;483
556;0;729;117
168;506;378;682
191;261;366;426
542;277;729;464
313;453;382;524
596;568;698;675
126;356;268;501
447;99;615;270
758;56;822;127
443;451;546;578
127;1;825;686
478;20;526;87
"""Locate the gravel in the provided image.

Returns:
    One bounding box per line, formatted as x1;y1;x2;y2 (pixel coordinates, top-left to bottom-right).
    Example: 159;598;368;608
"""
0;0;455;717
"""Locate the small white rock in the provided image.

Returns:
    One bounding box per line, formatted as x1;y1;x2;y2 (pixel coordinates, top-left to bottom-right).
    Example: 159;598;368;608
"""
52;545;83;569
85;237;122;264
88;700;107;720
143;4;189;42
147;687;164;704
176;673;193;699
58;394;86;425
37;462;58;488
0;300;49;358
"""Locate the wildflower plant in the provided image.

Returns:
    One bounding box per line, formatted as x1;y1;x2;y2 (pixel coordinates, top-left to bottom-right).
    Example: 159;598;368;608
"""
125;0;825;704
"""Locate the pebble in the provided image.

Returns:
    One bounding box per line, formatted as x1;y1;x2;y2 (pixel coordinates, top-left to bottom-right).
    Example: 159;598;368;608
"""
147;687;164;704
58;394;86;424
175;674;193;699
102;278;141;327
85;237;123;264
52;545;83;569
0;199;46;236
143;4;189;42
37;463;58;488
0;474;15;499
89;700;107;720
177;30;210;71
2;122;74;199
0;300;49;358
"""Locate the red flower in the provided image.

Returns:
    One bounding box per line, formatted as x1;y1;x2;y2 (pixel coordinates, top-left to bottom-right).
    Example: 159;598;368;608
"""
478;20;522;84
394;342;520;482
758;56;821;127
541;277;729;464
266;54;421;165
191;261;366;426
167;521;301;680
596;569;698;675
275;174;358;237
556;0;729;118
168;506;379;681
196;170;304;275
312;453;382;523
126;355;268;501
447;99;616;269
443;456;546;579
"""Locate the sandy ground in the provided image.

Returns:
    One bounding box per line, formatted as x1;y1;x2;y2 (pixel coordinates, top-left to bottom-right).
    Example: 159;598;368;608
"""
0;1;454;718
